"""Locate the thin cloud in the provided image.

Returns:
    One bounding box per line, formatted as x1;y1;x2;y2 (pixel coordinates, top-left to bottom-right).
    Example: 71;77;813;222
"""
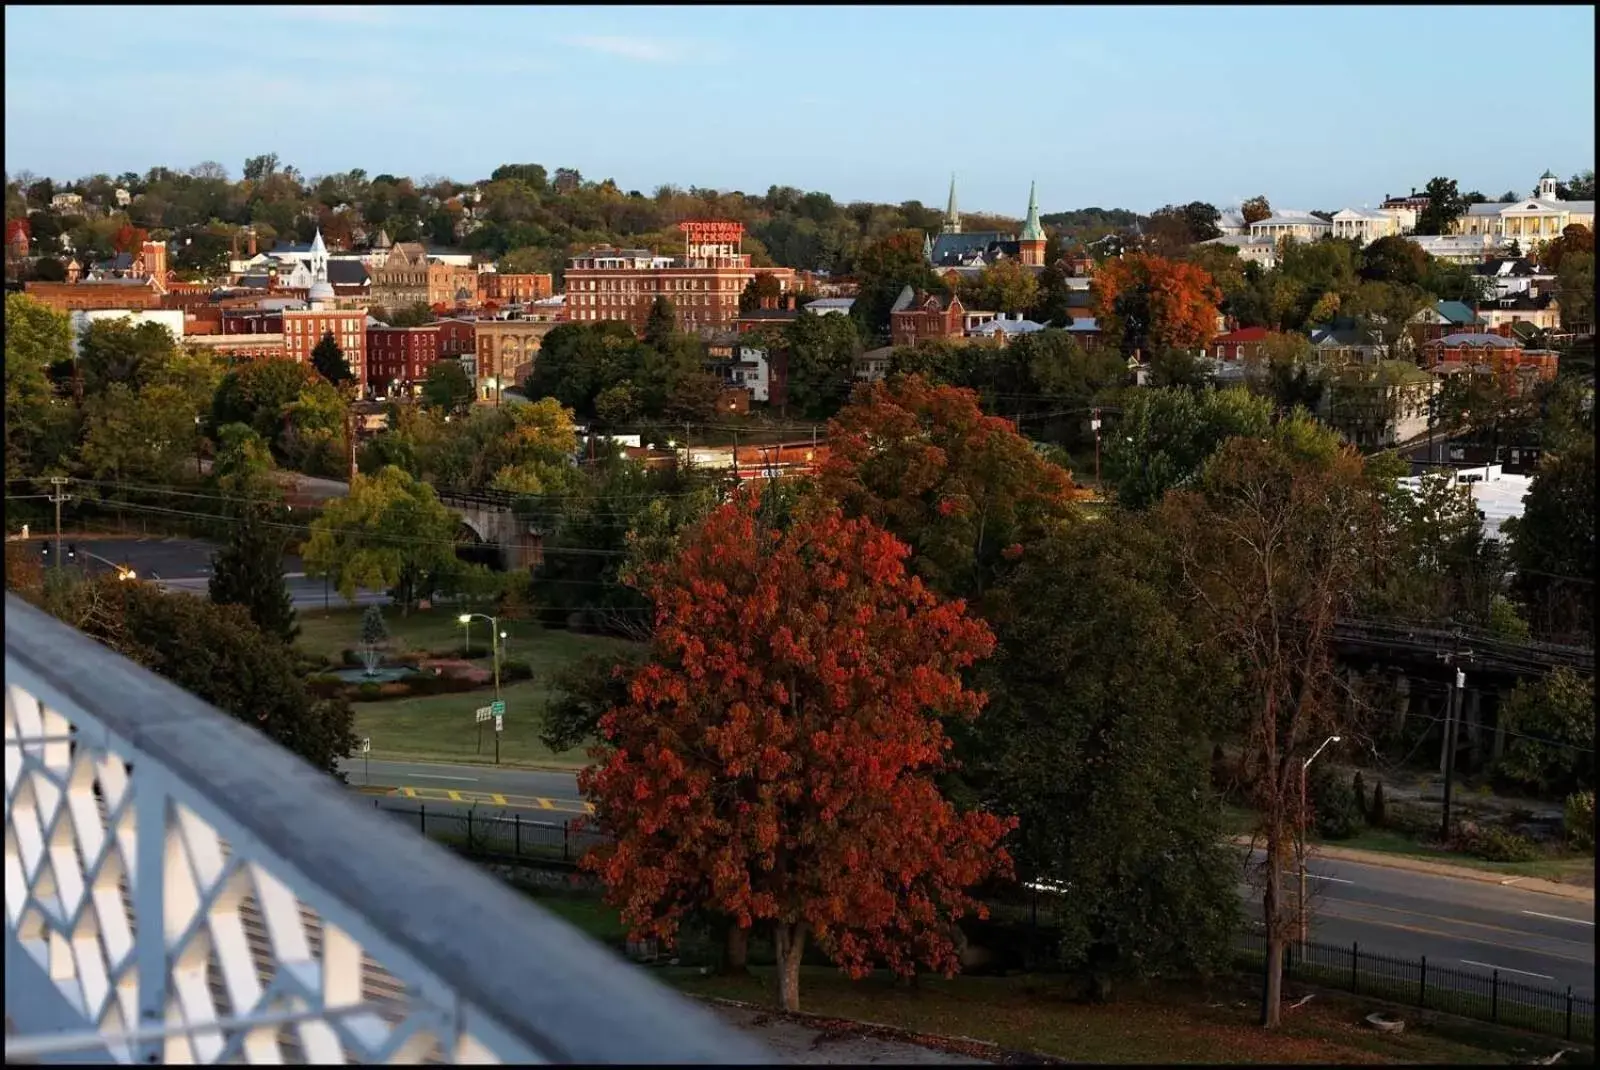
563;34;682;63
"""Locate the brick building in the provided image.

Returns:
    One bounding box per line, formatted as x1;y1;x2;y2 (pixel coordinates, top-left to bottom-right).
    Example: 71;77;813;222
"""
22;278;164;313
185;333;287;362
563;222;796;335
436;318;477;359
473;319;557;402
370;242;429;311
367;324;442;394
1210;326;1271;362
890;292;967;347
427;261;479;310
479;271;554;304
283;308;368;385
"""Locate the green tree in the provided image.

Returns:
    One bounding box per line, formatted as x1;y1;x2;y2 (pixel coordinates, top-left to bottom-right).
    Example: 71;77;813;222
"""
643;295;676;349
302;466;460;613
540;649;648;753
1414;177;1468;236
775;310;863;419
208;497;298;645
738;272;783;313
850;229;940;341
311;331;354;387
78;317;187;397
1240;195;1272;226
79;382;200;484
420;359;474;417
1496;669;1594;798
211;358;321;455
1503;437;1594;643
1103;386;1275;510
965;259;1039;316
1359;235;1428;287
490;397;581;496
972;516;1239;990
37;575;354;777
1556;251;1594;331
1029;261;1077;326
4;293;71;481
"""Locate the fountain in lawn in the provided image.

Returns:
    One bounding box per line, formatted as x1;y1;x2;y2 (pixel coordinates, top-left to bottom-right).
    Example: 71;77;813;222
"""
329;605;424;684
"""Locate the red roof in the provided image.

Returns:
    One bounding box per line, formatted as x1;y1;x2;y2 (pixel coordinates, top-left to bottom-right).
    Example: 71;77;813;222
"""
1212;326;1271;344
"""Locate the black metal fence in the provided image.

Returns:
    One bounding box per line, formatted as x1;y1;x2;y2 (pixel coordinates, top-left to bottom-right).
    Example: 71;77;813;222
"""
1235;930;1594;1043
374;800;1595;1044
371;801;612;865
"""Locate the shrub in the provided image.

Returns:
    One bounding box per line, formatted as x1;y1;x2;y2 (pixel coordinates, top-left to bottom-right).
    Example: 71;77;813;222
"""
1566;791;1595;854
305;673;346;699
378;682;411;699
406;673;480;697
501;658;533;683
1369;781;1387;828
1462;823;1541;863
354;681;385;702
341;648;363;667
1352;772;1367;820
1309;762;1362;840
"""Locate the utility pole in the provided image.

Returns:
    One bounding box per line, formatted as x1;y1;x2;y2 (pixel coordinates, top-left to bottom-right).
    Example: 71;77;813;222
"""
49;478;71;569
1091;409;1103;487
1436;633;1470;843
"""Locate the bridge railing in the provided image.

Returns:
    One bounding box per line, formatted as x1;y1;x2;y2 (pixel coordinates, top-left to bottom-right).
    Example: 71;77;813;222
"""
4;594;770;1064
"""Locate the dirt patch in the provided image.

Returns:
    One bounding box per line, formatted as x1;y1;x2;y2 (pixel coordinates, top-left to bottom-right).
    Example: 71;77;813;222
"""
701;999;1041;1064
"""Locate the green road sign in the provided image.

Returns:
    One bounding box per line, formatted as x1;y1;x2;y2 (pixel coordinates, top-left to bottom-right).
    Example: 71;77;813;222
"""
491;699;506;716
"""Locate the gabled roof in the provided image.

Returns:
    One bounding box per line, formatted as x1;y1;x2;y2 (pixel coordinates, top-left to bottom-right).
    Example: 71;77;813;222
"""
1429;332;1519;349
930;231;1017;266
326;261;369;285
1310;324;1383;348
1435;300;1485;326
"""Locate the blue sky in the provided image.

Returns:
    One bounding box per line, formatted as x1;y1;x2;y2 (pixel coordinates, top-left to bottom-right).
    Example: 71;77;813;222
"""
5;5;1594;216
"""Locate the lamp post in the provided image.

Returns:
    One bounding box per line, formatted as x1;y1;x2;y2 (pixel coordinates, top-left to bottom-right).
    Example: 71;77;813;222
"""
1298;734;1341;948
460;612;503;763
1091;409;1103;487
194;414;204;477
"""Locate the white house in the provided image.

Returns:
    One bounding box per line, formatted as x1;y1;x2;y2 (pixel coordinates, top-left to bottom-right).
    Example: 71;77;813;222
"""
50;192;84;212
727;342;774;402
1331;207;1403;244
113;188;132;208
1452;172;1596;249
1397;464;1530;543
1216;209;1248;237
802;298;855;316
1249;211;1332;244
1406;233;1512;264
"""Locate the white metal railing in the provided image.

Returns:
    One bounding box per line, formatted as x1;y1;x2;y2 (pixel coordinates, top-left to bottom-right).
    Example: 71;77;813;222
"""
4;594;770;1064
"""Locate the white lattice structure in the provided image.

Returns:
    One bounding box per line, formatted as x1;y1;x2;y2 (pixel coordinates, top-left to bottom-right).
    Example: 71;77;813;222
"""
4;594;769;1064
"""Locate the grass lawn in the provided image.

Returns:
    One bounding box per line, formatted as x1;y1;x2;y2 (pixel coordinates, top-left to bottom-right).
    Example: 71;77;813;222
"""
658;967;1534;1064
1321;826;1595;884
305;608;640;768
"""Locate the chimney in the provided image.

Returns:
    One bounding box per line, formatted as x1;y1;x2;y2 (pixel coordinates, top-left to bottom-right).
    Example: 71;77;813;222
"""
247;228;257;257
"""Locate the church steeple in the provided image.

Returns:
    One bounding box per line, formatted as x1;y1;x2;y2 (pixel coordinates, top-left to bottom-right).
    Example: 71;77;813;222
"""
1018;181;1046;267
922;230;934;263
1020;181;1044;242
942;173;961;235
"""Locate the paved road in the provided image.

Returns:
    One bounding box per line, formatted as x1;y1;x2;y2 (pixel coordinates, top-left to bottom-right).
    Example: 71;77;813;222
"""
54;536;387;608
341;759;1596;998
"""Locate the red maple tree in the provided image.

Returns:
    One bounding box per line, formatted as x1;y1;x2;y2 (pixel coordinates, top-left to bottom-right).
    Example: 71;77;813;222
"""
112;223;148;255
1091;252;1222;357
578;486;1013;1012
818;375;1079;601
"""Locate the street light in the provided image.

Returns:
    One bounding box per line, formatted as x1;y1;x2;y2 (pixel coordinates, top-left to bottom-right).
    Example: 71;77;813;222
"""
457;612;502;704
194;414;204;477
1298;734;1341;947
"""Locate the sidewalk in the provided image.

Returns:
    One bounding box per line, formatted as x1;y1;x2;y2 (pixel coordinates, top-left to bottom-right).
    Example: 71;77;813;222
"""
1228;834;1595;902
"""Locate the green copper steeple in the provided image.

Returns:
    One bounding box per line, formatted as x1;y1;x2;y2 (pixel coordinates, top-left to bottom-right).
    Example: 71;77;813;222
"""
1020;180;1044;242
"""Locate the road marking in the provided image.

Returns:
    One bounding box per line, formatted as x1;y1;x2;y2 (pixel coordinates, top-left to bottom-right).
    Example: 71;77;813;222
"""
447;790;462;802
403;788;416;799
1500;877;1527;886
1522;911;1595;927
1461;960;1555;981
492;793;506;805
411;774;478;782
537;798;554;810
1279;869;1355;885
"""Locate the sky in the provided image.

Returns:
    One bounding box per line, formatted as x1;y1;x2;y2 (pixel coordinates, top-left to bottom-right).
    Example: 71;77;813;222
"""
5;5;1595;216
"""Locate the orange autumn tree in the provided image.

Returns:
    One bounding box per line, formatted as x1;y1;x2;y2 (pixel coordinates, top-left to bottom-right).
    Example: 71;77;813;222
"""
1091;252;1222;359
579;486;1014;1013
112;223;148;255
818;374;1079;602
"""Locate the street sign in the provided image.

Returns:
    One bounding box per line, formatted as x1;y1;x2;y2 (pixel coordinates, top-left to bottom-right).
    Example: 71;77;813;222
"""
360;738;371;754
494;714;504;733
490;699;506;716
475;706;492;723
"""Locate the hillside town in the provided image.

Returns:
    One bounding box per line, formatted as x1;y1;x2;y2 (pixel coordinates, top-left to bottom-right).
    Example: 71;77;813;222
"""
3;5;1595;1062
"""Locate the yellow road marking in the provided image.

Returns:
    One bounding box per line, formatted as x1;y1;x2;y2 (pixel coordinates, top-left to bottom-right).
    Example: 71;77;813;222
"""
378;785;590;813
1319;906;1596;965
537;798;554;810
403;788;416;799
448;790;462;802
492;793;506;805
1326;898;1595;947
